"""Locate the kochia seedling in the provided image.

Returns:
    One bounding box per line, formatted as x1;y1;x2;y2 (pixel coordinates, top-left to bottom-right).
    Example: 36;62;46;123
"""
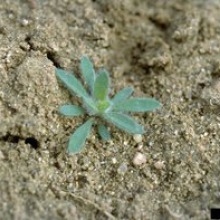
55;56;161;154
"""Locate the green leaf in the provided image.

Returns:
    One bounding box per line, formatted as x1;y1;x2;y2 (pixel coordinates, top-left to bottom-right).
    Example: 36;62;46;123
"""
67;119;94;154
93;69;109;101
112;98;161;112
59;104;85;116
111;87;134;104
103;112;144;134
55;68;97;112
98;124;111;141
80;56;96;93
56;68;89;98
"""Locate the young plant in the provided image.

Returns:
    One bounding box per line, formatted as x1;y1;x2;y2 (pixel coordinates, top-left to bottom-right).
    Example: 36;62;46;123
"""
55;56;161;154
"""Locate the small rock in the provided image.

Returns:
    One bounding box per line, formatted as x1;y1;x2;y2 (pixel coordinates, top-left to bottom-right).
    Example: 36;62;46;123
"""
133;134;143;143
133;152;146;166
123;140;128;146
117;163;128;174
213;80;220;93
0;150;5;159
20;19;29;26
112;157;117;164
154;161;165;170
137;143;143;150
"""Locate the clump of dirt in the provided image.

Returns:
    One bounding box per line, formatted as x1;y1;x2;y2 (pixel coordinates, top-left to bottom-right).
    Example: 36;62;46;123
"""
1;0;220;219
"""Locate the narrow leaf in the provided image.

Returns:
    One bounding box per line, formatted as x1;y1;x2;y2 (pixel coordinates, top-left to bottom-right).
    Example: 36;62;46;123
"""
111;87;134;104
67;119;93;154
59;104;85;116
112;98;161;112
55;68;97;111
93;69;109;101
98;124;111;141
80;56;96;92
103;112;144;134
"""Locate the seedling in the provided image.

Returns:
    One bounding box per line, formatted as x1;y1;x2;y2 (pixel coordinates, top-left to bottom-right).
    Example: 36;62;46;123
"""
55;56;161;154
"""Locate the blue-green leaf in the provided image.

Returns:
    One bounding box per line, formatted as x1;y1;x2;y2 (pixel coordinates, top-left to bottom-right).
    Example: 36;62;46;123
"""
103;112;144;134
98;124;111;141
80;56;96;93
93;69;109;101
111;87;134;104
55;68;97;112
59;104;85;116
67;119;94;154
56;68;89;98
112;98;161;112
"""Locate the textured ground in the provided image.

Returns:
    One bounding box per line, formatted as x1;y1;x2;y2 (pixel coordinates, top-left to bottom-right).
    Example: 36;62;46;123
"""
1;0;220;219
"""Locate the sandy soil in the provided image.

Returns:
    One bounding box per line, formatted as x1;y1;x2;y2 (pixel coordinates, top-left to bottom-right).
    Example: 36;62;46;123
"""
1;0;220;219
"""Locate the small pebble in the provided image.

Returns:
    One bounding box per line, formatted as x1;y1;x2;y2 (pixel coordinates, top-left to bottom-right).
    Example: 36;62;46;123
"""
133;134;143;143
137;143;143;151
133;152;146;166
213;80;220;93
0;150;5;159
123;140;128;146
21;19;29;26
112;157;117;164
154;161;165;170
117;163;128;174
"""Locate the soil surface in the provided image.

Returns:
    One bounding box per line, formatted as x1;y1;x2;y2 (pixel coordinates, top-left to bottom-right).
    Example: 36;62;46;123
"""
1;0;220;219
